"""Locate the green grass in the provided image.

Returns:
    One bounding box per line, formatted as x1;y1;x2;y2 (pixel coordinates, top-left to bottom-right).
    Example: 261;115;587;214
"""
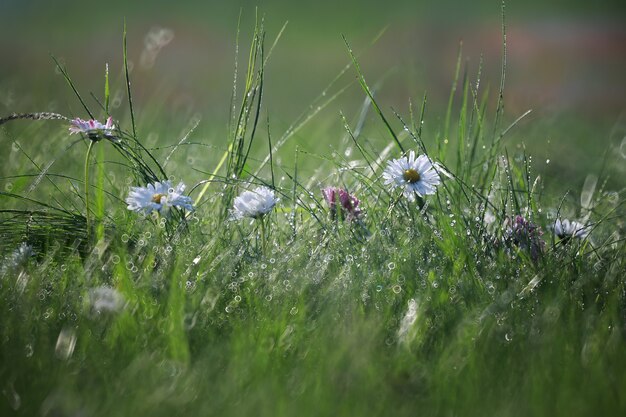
1;13;625;417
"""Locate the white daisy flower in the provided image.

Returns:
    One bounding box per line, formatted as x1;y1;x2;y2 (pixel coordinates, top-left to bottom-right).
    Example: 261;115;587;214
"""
126;180;194;215
1;242;35;273
383;151;442;201
554;218;589;240
88;286;125;314
232;186;278;220
69;116;117;141
13;242;35;263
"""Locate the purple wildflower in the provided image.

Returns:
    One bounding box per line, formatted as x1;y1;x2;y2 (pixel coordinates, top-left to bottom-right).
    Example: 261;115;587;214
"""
323;187;362;221
503;215;545;262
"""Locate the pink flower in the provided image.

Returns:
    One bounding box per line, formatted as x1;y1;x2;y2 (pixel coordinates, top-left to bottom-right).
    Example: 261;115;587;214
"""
69;117;116;141
322;187;361;221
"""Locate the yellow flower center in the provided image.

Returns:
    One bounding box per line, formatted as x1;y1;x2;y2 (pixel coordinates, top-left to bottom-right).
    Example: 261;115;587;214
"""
403;169;421;183
152;193;165;204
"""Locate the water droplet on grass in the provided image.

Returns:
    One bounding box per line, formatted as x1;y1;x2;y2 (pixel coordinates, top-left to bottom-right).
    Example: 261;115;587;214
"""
581;174;598;209
55;327;76;360
606;191;619;206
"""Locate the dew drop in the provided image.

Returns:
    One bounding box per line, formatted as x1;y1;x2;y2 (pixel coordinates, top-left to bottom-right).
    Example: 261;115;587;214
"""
606;191;619;206
581;174;598;209
54;327;77;360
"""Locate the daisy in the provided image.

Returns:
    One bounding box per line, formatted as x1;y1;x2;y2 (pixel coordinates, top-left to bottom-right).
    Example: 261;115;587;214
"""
322;187;361;221
383;151;442;201
126;180;194;215
69;116;117;141
553;218;589;241
88;286;125;314
232;186;278;220
1;242;35;273
12;242;35;263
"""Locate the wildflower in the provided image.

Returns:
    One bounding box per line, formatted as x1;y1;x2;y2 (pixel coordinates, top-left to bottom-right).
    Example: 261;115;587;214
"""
12;242;35;264
483;210;497;226
503;215;545;262
88;286;125;314
232;186;278;220
126;180;194;215
69;116;117;141
322;187;362;221
383;151;442;201
553;218;589;241
1;242;34;273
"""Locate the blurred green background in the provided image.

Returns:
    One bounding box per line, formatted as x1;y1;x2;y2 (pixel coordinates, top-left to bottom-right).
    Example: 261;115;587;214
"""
1;0;625;189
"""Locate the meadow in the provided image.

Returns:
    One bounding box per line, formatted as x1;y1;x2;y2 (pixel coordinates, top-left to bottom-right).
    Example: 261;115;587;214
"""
0;5;625;417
